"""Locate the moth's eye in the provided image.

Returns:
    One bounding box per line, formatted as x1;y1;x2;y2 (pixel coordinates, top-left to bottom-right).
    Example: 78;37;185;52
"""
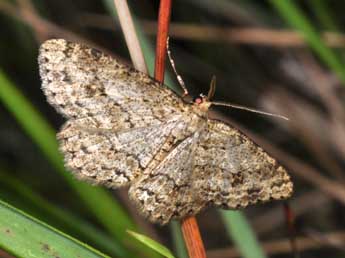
193;96;203;104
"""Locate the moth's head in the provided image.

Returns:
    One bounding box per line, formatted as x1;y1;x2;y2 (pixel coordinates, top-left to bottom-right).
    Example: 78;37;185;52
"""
193;94;212;112
193;75;289;121
190;76;288;121
192;75;216;112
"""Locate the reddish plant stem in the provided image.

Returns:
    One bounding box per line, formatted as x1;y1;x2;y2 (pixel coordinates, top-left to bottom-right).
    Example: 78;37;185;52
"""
284;202;300;258
154;0;172;82
181;217;207;258
153;1;207;258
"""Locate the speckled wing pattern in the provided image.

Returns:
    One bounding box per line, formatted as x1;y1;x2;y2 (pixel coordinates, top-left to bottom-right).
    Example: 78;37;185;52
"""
194;120;292;209
39;39;293;225
39;39;191;188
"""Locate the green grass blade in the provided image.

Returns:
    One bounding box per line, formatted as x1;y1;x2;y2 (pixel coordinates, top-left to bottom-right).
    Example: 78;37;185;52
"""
306;0;345;59
0;69;136;249
0;199;109;258
128;230;176;258
307;0;338;31
269;0;345;83
170;221;188;258
0;171;128;257
220;210;267;258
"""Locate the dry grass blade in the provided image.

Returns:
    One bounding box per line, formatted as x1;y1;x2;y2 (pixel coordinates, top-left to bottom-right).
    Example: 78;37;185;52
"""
113;0;147;72
76;14;345;48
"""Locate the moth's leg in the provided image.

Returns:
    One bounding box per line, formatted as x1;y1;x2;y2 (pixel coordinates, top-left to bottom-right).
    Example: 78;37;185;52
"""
166;37;189;97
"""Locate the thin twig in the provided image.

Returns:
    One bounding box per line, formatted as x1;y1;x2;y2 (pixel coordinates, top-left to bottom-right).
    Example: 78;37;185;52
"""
147;23;345;47
77;14;345;48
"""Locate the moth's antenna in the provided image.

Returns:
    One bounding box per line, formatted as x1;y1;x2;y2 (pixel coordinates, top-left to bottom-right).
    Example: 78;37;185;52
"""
208;76;217;100
166;37;189;96
211;101;289;121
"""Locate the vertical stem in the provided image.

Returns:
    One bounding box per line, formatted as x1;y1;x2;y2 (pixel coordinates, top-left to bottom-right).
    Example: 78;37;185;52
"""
113;0;147;72
181;217;207;258
153;1;207;258
154;0;172;81
283;202;300;258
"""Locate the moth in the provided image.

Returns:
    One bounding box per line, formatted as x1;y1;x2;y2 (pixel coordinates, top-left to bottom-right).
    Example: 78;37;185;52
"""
39;39;293;225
